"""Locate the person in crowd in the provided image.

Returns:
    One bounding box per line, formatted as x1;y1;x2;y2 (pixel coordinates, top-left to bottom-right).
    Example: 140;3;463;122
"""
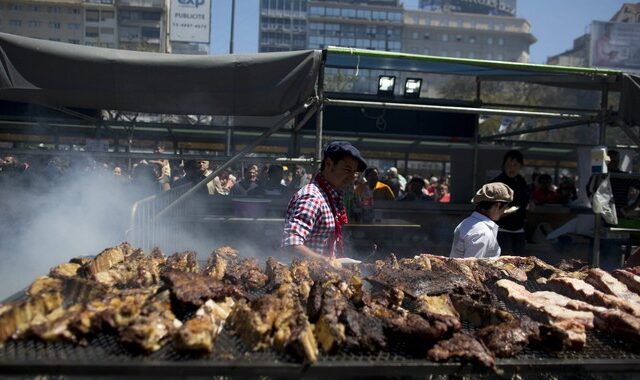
529;172;540;193
424;176;439;198
0;154;29;177
289;165;309;190
131;161;158;198
490;150;530;256
230;164;260;196
557;176;578;204
173;159;221;195
450;182;515;259
148;142;171;192
251;164;289;197
398;176;430;201
531;173;560;205
438;183;451;203
356;167;395;201
383;167;402;198
282;141;367;263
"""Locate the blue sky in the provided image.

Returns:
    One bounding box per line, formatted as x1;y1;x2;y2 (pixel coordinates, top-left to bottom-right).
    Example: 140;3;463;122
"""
210;0;630;64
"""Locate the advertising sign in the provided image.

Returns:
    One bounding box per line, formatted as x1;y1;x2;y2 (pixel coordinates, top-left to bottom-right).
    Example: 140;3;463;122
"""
590;21;640;71
170;0;211;43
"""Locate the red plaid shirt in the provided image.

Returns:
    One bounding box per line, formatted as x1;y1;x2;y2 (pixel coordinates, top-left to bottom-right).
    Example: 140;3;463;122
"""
281;174;344;256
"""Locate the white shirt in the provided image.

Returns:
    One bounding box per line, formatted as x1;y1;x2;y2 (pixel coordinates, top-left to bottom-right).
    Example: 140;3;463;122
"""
450;211;501;259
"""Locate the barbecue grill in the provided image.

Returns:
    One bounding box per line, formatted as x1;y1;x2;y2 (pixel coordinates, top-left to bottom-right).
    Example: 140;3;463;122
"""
2;281;639;378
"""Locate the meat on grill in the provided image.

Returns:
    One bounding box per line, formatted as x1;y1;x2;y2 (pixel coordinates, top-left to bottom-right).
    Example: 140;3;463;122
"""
584;268;640;304
203;245;239;280
450;294;514;328
174;297;235;353
119;290;182;352
164;251;200;273
547;277;640;317
412;294;462;332
222;257;268;291
427;332;495;367
475;316;541;358
496;279;592;349
162;270;245;308
611;269;640;295
78;243;130;277
0;290;63;344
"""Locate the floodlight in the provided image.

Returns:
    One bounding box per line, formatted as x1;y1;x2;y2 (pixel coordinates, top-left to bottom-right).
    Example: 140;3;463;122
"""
377;75;396;95
404;78;422;98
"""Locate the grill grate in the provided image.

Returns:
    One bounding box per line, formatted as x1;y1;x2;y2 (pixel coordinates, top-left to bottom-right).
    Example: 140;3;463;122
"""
1;279;640;377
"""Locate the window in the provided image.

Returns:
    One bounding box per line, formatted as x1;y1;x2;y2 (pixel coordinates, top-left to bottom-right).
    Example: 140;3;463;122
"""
29;5;40;11
101;10;114;21
356;9;370;19
486;53;492;60
68;8;80;14
309;6;324;16
48;6;61;13
68;39;80;44
455;34;462;42
468;51;475;59
28;20;42;28
441;33;448;42
9;4;22;11
496;53;503;60
101;27;114;35
423;32;430;40
49;21;61;29
469;36;476;44
498;37;504;45
487;36;493;45
86;26;99;37
141;27;160;39
67;22;80;30
411;31;418;39
86;9;99;22
9;19;22;27
341;8;355;18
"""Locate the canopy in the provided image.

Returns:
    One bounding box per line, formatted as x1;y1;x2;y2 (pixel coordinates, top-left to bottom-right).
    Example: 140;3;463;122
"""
0;33;321;116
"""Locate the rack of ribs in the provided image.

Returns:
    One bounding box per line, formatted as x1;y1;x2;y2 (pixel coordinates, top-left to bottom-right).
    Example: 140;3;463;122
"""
174;297;235;353
547;277;640;317
611;269;640;295
496;279;593;349
427;332;495;367
584;268;640;304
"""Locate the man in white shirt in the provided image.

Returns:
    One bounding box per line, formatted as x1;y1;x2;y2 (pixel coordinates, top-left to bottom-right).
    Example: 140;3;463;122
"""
450;182;516;259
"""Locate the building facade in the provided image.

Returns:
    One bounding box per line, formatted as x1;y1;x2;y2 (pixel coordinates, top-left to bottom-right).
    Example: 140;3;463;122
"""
0;0;207;54
403;9;534;62
259;0;308;52
0;0;84;45
419;0;516;17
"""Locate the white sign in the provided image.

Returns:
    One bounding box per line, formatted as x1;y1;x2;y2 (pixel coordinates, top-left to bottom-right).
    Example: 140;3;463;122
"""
170;0;211;44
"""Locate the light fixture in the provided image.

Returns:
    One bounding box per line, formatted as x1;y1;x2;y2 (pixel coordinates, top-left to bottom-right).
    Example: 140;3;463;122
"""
404;78;422;98
377;75;396;96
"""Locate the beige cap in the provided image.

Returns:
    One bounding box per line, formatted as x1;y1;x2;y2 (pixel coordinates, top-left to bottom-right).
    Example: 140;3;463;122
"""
471;182;514;204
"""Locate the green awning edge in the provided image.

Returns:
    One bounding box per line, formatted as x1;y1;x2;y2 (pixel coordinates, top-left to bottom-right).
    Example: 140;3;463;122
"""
325;46;624;77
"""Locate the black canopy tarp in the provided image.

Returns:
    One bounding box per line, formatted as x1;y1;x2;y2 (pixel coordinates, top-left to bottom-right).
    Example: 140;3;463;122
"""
0;33;321;116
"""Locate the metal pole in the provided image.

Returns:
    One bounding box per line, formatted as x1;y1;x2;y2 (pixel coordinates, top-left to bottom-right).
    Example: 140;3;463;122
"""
225;127;232;157
229;0;235;54
324;98;588;120
591;83;609;268
315;60;325;164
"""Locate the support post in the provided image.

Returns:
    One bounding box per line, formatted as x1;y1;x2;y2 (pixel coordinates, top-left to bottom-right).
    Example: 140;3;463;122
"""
591;83;609;267
315;59;325;164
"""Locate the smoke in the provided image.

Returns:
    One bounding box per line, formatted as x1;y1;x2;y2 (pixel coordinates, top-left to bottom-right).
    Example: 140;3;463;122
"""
0;159;134;300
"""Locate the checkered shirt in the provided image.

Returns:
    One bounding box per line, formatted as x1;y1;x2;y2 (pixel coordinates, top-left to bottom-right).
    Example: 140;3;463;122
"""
281;176;342;256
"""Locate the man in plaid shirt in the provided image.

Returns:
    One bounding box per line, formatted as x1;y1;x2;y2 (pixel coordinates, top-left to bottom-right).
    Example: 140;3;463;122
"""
282;141;367;264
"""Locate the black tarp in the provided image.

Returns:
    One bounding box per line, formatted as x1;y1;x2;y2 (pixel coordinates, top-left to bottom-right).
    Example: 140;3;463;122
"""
621;74;640;127
0;33;321;116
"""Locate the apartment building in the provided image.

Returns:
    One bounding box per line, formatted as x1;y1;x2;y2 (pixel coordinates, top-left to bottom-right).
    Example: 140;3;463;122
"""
403;9;535;62
0;0;84;45
419;0;516;17
259;0;308;52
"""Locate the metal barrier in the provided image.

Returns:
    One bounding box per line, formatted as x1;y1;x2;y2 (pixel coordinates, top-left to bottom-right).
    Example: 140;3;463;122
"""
126;184;193;253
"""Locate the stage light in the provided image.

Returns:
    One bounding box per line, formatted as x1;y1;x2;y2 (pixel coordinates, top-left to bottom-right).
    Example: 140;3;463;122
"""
404;78;422;97
377;75;396;95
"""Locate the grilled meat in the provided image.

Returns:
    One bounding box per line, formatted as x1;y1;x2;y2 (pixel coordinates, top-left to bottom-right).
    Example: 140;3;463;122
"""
79;243;129;277
612;269;640;295
547;277;640;317
475;316;540;358
27;276;63;297
496;279;591;349
584;268;640;304
175;297;235;353
49;263;81;278
203;246;239;280
413;294;461;332
0;290;63;344
119;290;182;352
427;331;495;367
222;257;268;291
450;294;514;328
266;257;293;289
162;270;245;308
165;251;200;273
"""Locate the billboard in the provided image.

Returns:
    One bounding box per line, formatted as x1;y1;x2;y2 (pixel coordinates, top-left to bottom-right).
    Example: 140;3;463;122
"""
170;0;211;44
590;21;640;71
